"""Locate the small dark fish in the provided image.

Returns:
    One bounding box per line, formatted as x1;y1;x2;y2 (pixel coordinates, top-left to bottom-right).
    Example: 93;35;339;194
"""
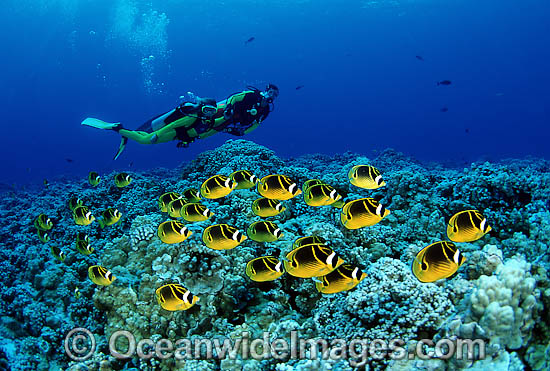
43;179;48;186
129;162;133;167
440;107;449;112
65;158;74;163
415;55;424;61
245;37;255;45
295;85;304;90
437;80;452;86
465;128;470;134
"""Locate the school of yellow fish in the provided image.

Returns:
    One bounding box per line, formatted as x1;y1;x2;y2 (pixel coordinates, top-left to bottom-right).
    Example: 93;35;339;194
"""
35;165;492;311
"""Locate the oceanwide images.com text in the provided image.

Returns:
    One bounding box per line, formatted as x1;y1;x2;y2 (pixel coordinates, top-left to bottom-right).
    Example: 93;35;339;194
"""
65;328;486;366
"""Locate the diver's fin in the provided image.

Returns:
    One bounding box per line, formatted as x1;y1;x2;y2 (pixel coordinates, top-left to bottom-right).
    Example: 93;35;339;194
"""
114;137;128;160
81;117;121;130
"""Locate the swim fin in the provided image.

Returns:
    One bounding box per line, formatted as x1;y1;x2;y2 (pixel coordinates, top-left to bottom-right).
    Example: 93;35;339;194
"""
114;137;128;160
81;117;121;130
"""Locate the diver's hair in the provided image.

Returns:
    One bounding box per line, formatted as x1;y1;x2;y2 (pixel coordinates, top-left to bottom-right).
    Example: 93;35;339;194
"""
266;83;279;92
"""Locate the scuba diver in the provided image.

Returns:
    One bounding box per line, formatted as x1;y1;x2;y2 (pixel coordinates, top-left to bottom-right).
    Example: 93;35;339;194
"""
81;84;279;159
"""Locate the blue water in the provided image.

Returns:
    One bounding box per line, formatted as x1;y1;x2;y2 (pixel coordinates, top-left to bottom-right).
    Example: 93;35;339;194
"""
1;0;549;185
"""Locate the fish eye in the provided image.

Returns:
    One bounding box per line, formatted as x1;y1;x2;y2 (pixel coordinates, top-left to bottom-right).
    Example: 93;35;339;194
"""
421;261;428;271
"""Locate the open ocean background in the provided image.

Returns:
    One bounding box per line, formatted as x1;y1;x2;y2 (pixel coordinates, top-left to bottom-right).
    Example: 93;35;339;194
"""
1;0;549;185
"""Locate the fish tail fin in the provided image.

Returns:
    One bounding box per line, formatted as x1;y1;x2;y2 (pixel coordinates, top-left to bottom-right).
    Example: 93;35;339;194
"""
81;117;122;131
114;137;128;160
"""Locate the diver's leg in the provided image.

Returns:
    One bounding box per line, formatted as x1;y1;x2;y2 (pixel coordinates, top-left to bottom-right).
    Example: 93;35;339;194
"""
114;137;128;160
154;115;200;144
118;129;157;145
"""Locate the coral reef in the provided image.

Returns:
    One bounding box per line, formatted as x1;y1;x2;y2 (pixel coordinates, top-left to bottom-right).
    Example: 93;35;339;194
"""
469;256;538;350
314;257;454;343
0;140;549;370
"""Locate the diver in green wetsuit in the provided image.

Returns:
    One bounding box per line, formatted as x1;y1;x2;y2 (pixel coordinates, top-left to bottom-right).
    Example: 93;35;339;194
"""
81;84;279;160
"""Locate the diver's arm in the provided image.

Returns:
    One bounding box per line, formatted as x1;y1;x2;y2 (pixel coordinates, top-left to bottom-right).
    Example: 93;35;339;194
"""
243;120;261;135
258;108;270;123
224;119;260;136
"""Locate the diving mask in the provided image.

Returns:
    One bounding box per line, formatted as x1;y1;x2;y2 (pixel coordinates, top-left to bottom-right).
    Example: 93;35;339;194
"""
201;105;217;117
262;92;275;104
262;84;279;104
